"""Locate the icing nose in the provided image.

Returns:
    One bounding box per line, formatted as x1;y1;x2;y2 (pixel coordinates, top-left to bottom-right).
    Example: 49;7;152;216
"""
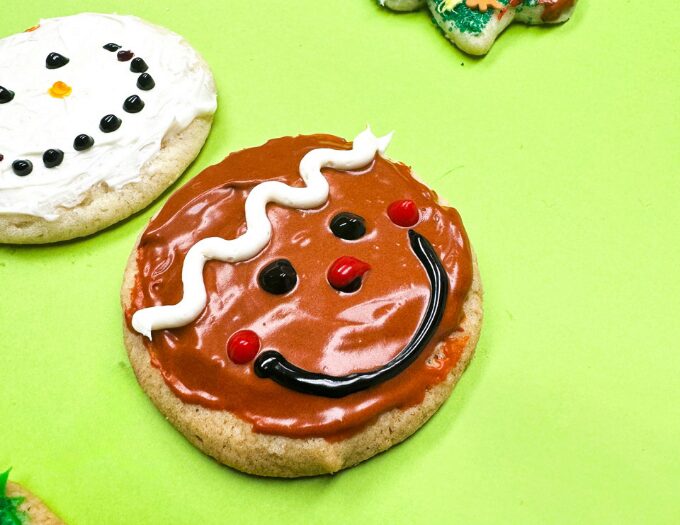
327;256;371;293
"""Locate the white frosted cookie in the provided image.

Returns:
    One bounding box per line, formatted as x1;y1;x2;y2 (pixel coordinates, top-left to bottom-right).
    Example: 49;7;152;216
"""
122;128;482;477
381;0;577;55
0;13;217;244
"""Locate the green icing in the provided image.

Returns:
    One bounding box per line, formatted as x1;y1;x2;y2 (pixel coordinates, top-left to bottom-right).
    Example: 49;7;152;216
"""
0;470;27;525
431;0;540;35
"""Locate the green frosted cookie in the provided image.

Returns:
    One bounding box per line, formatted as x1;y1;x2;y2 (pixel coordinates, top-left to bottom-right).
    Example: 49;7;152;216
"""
380;0;577;55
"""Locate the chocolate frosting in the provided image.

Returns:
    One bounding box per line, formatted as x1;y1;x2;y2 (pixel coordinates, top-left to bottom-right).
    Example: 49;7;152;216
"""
541;0;575;22
127;134;473;439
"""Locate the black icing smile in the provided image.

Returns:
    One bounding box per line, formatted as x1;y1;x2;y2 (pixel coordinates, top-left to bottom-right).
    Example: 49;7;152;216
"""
253;229;449;398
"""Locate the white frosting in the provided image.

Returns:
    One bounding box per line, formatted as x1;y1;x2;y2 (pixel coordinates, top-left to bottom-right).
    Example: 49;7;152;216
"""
132;127;393;339
0;13;216;220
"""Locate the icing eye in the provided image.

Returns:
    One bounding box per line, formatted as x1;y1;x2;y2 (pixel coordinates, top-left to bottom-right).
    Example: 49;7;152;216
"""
123;95;145;113
45;52;69;69
0;154;4;162
130;57;148;73
0;86;15;104
73;134;95;151
43;149;64;168
137;73;155;91
327;256;370;293
103;43;121;52
12;160;33;177
387;199;419;227
100;114;122;133
227;330;261;364
258;259;297;295
330;212;366;240
117;50;134;62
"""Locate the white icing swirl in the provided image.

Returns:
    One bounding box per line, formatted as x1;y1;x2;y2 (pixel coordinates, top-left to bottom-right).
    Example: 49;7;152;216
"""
0;13;217;220
132;127;393;339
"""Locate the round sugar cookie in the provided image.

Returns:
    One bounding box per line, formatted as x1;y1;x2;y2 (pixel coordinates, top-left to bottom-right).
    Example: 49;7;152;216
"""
0;13;217;244
122;128;482;477
1;471;64;525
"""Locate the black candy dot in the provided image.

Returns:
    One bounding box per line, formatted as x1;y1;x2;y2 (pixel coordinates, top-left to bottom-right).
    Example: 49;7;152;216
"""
46;52;69;69
130;57;148;73
0;86;15;104
100;114;122;133
330;212;367;241
123;95;145;113
337;278;362;294
12;160;33;176
43;149;64;168
137;73;155;91
73;134;94;151
258;259;298;295
103;43;121;52
117;50;134;62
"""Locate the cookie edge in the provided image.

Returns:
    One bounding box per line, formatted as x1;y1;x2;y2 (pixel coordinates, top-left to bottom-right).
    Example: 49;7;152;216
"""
6;482;65;525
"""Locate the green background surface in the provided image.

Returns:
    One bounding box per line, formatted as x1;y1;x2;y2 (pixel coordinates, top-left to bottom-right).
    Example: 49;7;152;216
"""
1;1;679;524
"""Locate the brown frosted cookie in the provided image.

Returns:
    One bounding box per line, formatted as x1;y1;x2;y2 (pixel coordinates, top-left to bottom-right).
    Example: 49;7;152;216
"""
2;471;64;525
121;128;482;477
0;13;216;244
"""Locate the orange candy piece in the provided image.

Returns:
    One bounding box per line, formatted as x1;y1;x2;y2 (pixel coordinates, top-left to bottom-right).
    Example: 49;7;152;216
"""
48;81;72;99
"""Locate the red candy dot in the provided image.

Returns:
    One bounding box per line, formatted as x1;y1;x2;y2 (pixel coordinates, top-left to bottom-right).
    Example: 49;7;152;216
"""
327;256;371;291
227;330;261;364
387;199;420;227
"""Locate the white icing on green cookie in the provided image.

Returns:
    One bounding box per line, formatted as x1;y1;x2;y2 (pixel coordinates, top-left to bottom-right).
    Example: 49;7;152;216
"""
0;13;216;220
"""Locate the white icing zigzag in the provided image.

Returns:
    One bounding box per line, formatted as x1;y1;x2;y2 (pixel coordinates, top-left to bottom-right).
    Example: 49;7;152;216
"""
132;127;393;339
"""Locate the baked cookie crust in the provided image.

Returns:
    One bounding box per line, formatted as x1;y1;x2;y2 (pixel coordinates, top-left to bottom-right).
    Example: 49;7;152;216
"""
5;482;65;525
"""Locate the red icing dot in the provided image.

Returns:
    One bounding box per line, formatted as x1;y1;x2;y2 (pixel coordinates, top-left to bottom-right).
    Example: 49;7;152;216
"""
227;330;261;364
327;256;371;291
387;199;420;227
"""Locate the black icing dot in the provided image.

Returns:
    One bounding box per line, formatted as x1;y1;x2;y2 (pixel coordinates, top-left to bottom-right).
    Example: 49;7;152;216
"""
337;278;362;294
100;114;122;133
0;86;15;104
46;52;69;69
137;73;155;91
0;154;4;162
73;134;95;151
117;50;134;62
258;259;298;295
130;57;148;73
103;43;121;52
330;212;367;241
12;159;33;176
43;149;64;168
123;95;145;113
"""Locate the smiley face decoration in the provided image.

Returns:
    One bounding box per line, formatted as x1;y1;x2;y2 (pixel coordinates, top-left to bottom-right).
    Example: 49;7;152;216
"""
0;13;216;243
380;0;577;55
123;128;483;476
